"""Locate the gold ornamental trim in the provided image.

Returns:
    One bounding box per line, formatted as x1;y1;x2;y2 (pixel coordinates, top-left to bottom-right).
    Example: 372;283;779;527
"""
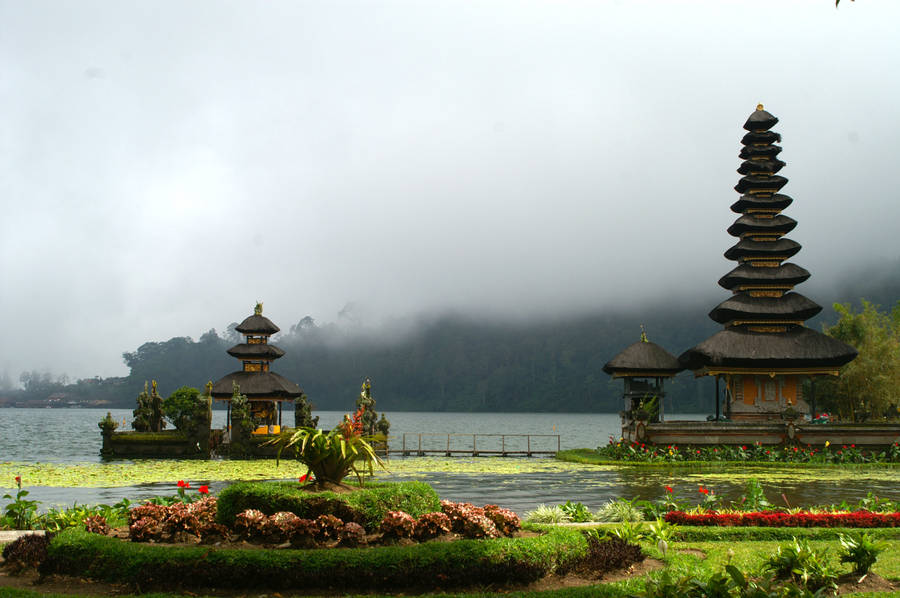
728;320;803;327
694;367;841;378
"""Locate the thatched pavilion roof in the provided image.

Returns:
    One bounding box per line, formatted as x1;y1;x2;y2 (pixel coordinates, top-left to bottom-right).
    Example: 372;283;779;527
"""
724;238;801;261
211;371;302;400
603;340;683;377
718;263;810;289
226;343;286;360
708;292;822;324
235;314;280;335
679;327;857;371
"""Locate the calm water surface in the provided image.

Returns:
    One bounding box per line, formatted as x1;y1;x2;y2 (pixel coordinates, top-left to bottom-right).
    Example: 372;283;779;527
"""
2;408;897;514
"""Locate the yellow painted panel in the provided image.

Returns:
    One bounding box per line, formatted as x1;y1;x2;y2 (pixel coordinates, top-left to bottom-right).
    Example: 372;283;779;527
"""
782;376;797;405
743;377;758;405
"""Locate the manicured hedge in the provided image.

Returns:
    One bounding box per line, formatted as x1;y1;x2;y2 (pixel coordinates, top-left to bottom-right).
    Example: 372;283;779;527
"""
43;527;587;592
216;480;441;530
665;510;900;528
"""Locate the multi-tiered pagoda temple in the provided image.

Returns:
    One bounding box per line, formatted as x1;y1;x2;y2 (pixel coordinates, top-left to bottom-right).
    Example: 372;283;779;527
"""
212;303;302;433
680;105;857;422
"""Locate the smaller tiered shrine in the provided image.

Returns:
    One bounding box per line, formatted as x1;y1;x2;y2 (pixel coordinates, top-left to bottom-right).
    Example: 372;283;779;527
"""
603;329;683;442
211;303;302;434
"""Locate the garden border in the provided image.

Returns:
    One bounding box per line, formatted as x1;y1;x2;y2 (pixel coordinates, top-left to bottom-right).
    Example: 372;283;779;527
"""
43;526;587;592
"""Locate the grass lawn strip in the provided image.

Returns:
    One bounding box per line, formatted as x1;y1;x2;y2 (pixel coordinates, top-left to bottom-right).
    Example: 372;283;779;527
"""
6;536;900;596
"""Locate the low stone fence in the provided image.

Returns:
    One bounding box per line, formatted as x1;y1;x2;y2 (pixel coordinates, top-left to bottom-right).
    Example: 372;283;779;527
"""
625;420;900;447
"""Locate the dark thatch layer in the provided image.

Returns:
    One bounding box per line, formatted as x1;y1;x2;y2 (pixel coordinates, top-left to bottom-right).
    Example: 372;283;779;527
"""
724;238;801;261
719;263;810;290
708;292;822;324
741;130;781;145
734;175;788;194
235;314;280;335
679;327;857;370
739;144;782;159
743;107;778;132
226;343;286;360
737;158;785;175
731;193;793;214
603;341;683;376
211;371;302;399
727;214;797;236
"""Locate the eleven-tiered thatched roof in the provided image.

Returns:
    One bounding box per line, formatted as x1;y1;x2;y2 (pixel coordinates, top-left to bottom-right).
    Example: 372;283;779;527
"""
680;106;856;372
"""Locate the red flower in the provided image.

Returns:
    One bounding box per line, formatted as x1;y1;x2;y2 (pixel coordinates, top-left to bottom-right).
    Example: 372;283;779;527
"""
15;475;21;485
299;473;310;483
851;444;856;448
741;445;747;450
198;485;209;494
177;480;190;489
699;486;710;495
665;485;674;493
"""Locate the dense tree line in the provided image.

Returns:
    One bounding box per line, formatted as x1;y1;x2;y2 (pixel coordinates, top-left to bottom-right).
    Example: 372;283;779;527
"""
5;263;899;415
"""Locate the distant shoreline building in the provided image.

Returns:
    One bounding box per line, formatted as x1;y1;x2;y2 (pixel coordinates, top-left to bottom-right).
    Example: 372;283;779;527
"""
211;303;302;433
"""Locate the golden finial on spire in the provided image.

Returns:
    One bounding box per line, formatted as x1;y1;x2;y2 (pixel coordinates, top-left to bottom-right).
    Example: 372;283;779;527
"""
640;324;648;343
756;103;764;111
254;301;263;316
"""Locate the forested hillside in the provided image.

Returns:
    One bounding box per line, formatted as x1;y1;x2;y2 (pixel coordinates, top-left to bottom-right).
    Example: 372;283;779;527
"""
5;261;898;414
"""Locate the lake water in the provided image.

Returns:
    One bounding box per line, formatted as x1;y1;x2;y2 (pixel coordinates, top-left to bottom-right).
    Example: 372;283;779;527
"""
2;408;898;514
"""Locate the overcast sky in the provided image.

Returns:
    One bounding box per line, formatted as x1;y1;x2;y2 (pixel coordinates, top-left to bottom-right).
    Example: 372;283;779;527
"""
1;0;898;381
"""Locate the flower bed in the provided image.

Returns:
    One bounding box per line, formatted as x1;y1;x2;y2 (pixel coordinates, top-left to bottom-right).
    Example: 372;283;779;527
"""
583;438;900;464
665;510;900;528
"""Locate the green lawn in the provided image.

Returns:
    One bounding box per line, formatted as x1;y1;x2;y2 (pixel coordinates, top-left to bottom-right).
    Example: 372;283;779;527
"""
4;534;900;597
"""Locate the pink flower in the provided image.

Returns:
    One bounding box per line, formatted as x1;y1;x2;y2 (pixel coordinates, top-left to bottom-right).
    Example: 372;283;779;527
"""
198;485;209;494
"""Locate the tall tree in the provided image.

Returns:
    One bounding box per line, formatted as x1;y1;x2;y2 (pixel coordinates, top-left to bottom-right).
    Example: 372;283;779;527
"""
817;300;900;420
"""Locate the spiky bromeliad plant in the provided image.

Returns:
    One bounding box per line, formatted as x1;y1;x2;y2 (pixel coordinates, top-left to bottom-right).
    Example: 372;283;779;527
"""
270;408;387;487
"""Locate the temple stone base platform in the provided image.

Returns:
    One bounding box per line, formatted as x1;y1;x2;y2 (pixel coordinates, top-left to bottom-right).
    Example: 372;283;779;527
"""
623;420;900;448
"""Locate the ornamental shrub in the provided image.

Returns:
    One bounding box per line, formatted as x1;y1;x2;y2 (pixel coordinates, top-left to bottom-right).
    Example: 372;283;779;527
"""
266;511;301;544
128;517;162;542
1;533;54;573
83;515;110;535
483;504;521;536
839;532;887;574
233;509;268;541
287;518;319;548
414;512;452;541
380;510;416;540
461;513;500;539
314;514;344;542
216;481;439;531
338;521;367;547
